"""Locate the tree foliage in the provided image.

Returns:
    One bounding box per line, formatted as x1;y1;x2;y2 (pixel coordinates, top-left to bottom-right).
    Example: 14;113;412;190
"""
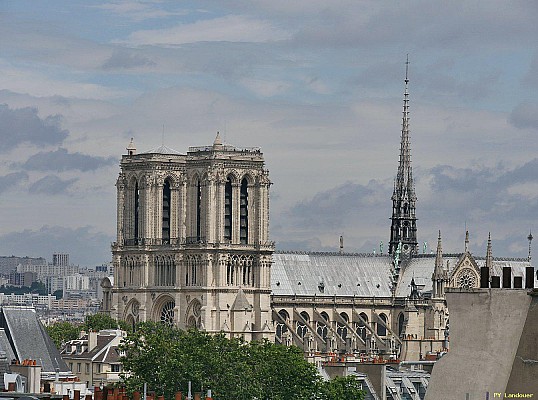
46;313;130;349
0;281;48;296
120;322;323;400
83;312;130;332
319;375;366;400
120;322;365;400
45;321;80;348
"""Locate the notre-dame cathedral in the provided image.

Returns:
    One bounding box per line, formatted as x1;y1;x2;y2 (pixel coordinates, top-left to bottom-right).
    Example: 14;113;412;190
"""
104;71;534;361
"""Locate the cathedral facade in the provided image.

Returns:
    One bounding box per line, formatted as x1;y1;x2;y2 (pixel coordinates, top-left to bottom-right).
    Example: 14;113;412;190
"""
106;71;535;362
109;135;273;341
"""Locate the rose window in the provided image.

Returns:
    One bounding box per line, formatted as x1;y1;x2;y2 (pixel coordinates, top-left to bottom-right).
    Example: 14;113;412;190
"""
457;268;477;289
192;301;201;317
160;300;175;326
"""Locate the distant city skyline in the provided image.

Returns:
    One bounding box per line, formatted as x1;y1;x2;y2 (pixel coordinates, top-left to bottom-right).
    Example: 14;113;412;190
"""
0;1;537;265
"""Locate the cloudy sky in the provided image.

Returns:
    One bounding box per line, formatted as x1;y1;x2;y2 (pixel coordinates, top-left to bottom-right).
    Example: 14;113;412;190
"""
1;1;537;265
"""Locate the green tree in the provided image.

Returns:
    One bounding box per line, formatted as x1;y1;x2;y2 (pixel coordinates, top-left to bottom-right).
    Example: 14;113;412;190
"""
248;340;322;400
45;321;81;349
30;281;47;295
46;314;130;350
83;312;130;332
120;322;323;400
320;375;366;400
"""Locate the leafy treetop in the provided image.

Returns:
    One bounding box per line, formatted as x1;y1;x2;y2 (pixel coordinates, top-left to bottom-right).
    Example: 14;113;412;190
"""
119;322;364;400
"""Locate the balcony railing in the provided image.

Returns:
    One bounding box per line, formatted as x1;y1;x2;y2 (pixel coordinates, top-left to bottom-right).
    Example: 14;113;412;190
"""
115;238;275;249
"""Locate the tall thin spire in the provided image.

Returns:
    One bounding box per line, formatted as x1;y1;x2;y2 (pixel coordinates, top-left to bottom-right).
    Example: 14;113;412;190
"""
389;55;418;256
486;232;492;269
433;230;447;298
398;54;413;194
527;231;533;262
435;230;443;269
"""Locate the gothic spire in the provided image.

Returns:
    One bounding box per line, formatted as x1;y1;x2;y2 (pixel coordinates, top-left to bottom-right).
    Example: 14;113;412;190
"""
485;232;492;270
432;230;447;298
396;54;415;197
389;55;418;256
435;230;443;272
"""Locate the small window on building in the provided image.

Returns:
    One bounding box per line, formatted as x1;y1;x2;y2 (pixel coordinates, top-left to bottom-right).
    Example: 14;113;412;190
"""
69;362;73;371
85;363;90;374
77;363;81;373
111;364;121;373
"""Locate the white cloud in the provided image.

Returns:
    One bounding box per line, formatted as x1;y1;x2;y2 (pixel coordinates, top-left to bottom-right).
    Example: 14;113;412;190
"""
90;1;188;22
0;1;537;264
0;62;126;100
239;78;292;97
121;15;292;46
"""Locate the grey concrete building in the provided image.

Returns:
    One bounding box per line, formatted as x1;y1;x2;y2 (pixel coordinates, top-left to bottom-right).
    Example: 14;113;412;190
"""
425;288;538;399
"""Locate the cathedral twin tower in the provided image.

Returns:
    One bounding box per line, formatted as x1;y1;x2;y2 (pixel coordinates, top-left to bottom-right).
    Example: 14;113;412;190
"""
111;135;274;339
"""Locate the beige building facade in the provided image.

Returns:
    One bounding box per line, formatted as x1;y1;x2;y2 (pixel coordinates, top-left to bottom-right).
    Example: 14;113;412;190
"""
109;134;274;341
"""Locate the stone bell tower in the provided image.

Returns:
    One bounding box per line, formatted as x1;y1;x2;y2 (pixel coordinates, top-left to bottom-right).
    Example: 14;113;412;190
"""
110;133;274;341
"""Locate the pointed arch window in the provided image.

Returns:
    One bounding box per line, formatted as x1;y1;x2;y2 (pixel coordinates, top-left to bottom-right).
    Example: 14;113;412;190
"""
162;180;171;242
357;313;368;341
337;312;349;340
240;178;248;244
196;180;202;241
276;309;289;342
134;181;140;240
191;262;197;285
377;313;387;336
398;313;405;337
224;178;232;241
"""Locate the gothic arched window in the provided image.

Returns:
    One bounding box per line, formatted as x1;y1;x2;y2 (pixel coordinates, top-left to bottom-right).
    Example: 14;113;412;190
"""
276;309;289;342
240;178;248;244
317;322;328;341
162;180;171;242
196;180;202;241
377;313;387;336
398;313;405;337
224;177;232;241
338;313;349;340
300;311;310;322
296;321;307;339
185;255;199;286
134;180;140;240
357;313;368;341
